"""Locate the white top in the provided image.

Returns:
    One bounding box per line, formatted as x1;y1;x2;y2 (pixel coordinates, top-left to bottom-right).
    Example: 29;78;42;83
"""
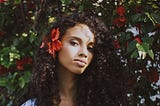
21;99;36;106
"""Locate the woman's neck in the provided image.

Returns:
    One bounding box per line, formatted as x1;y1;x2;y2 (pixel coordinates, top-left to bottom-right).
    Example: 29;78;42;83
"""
57;66;76;97
57;66;76;106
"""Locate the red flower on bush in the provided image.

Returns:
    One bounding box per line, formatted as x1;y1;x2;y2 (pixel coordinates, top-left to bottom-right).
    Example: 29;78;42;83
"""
135;4;142;13
127;75;137;87
113;5;127;27
40;28;62;57
116;6;126;16
155;23;160;29
112;40;121;49
16;57;33;71
142;68;159;83
0;0;7;3
133;35;143;44
148;69;159;83
142;67;147;75
0;31;5;38
0;65;11;75
113;17;127;27
27;0;35;9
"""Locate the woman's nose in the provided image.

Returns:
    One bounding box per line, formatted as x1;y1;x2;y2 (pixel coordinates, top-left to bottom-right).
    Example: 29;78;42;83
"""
78;46;88;58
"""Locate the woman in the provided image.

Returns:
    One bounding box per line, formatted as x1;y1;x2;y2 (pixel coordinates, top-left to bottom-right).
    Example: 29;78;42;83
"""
21;11;126;106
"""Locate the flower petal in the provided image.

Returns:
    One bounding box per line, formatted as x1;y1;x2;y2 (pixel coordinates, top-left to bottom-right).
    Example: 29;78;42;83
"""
116;6;126;16
51;28;60;41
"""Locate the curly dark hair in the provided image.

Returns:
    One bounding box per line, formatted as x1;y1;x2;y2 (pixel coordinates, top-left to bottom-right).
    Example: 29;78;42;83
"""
24;11;127;106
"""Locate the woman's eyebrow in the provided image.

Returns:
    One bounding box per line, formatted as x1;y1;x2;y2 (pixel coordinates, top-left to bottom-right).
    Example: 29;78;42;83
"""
68;36;94;44
68;36;82;42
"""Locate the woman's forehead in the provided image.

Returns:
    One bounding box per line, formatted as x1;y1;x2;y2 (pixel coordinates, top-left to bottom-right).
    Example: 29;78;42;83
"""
63;23;95;43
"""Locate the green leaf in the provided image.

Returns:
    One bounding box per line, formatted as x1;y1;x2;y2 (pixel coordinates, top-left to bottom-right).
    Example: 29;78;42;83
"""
118;32;131;48
131;49;139;58
142;36;154;44
6;81;16;92
150;13;160;23
23;71;31;83
18;77;25;88
13;38;20;46
131;13;145;23
7;100;13;106
18;71;31;88
147;49;154;59
0;77;7;87
12;72;18;79
136;41;154;59
5;72;18;92
127;40;137;53
0;47;10;54
29;32;37;44
145;12;157;25
78;5;84;12
0;46;20;68
0;15;5;28
60;0;71;5
0;56;10;68
141;23;154;33
151;4;159;9
136;43;149;52
14;0;21;4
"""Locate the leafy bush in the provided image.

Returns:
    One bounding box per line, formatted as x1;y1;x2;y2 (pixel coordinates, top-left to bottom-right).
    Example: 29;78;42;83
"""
0;0;160;105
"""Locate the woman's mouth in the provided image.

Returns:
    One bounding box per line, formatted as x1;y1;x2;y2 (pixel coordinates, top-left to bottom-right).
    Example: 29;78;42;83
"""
74;59;87;67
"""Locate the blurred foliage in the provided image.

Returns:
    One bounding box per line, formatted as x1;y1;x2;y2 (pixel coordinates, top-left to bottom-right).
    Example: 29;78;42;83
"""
0;0;160;106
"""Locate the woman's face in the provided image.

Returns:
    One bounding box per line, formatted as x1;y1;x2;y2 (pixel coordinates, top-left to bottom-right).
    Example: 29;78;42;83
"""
58;24;95;74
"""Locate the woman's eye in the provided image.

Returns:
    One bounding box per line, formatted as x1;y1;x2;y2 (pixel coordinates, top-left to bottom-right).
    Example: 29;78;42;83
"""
70;41;79;46
87;47;94;53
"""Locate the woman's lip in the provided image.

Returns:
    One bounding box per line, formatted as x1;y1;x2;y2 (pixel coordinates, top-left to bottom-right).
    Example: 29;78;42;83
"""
74;61;86;67
74;59;87;67
74;59;87;64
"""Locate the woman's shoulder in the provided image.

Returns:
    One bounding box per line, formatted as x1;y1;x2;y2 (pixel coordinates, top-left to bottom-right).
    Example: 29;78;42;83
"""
21;98;36;106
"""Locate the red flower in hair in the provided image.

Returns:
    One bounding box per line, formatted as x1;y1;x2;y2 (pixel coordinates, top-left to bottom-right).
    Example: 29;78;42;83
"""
40;28;62;57
51;28;60;41
116;6;126;16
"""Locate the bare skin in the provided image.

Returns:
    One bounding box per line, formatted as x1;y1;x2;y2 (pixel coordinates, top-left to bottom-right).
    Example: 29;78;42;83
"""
57;67;76;106
56;24;95;106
